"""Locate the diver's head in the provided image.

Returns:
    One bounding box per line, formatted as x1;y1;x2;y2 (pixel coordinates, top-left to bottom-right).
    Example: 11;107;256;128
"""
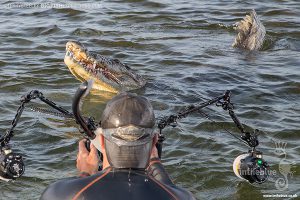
100;92;156;169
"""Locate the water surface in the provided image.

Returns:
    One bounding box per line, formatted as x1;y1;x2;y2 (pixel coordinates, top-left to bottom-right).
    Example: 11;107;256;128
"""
0;0;299;199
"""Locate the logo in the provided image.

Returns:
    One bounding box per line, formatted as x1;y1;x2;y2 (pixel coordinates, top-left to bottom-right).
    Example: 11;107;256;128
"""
273;140;296;191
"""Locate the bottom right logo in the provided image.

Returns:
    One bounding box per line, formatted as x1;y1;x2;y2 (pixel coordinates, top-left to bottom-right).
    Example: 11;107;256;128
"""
273;140;296;191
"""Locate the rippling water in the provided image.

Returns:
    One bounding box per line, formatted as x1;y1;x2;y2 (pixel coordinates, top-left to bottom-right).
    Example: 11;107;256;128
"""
0;0;299;199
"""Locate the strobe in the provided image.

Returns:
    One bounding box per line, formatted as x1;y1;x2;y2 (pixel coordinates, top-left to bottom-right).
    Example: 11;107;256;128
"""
233;151;269;184
0;147;25;181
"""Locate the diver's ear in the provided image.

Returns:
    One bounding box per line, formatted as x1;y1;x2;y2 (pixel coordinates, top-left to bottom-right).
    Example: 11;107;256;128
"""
100;135;105;152
152;133;158;146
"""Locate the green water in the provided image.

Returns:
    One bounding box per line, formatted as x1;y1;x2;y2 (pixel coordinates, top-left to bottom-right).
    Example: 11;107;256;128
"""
0;0;299;199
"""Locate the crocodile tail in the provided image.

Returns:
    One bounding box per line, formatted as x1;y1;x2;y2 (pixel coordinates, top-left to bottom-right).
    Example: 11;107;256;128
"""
232;10;266;51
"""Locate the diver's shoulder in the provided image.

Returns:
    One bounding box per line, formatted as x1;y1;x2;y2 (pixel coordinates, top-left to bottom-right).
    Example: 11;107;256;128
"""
40;170;110;200
40;176;88;200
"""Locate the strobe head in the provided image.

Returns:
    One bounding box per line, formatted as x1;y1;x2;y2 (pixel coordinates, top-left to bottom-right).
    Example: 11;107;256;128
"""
233;151;269;184
0;149;25;180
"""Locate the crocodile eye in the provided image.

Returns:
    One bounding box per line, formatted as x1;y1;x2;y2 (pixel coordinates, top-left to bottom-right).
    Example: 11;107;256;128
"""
124;64;131;70
113;59;120;63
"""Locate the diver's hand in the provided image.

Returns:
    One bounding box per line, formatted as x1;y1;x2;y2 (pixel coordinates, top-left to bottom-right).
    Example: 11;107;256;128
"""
77;139;99;176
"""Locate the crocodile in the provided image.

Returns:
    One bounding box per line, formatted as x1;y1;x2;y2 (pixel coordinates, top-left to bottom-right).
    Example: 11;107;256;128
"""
232;10;266;51
64;41;146;93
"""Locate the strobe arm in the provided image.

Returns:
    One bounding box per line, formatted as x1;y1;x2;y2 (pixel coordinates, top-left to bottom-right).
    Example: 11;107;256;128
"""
21;90;73;116
157;91;228;130
217;91;259;148
1;89;75;147
157;90;261;158
156;90;230;158
229;109;259;148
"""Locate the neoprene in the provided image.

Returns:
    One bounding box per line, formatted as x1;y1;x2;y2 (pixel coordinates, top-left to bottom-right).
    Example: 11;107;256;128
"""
40;159;195;200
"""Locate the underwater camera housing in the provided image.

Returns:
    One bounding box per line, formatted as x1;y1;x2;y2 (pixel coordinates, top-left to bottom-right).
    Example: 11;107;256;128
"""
0;145;25;181
233;150;269;184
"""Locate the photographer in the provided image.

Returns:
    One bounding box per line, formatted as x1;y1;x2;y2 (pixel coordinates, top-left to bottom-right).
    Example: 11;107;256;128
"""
40;92;195;200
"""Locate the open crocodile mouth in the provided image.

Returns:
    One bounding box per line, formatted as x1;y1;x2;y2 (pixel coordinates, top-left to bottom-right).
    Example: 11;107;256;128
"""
64;41;146;92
